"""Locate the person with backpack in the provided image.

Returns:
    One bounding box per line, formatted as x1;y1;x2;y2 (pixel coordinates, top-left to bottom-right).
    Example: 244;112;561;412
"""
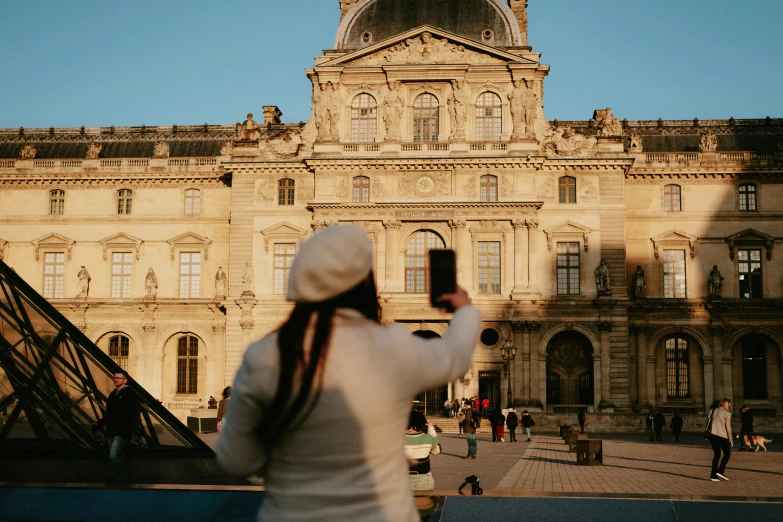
521;410;535;441
506;408;518;442
461;403;479;459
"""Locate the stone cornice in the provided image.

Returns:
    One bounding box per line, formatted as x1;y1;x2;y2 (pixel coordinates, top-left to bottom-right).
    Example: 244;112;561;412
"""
304;157;545;169
0;172;229;189
307;201;541;219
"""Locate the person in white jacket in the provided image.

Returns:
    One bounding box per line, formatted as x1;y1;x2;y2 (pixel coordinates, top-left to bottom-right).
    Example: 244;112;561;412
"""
708;397;733;482
216;225;480;522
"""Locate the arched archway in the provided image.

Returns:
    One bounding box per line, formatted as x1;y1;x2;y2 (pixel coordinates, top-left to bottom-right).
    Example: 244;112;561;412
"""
652;334;705;411
546;331;594;409
731;333;781;411
412;330;449;416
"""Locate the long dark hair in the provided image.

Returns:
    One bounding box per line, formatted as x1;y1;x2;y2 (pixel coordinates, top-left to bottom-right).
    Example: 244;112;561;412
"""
258;272;380;450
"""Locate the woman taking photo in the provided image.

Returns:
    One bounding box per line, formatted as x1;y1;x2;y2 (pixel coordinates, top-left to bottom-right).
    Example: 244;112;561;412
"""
216;225;479;521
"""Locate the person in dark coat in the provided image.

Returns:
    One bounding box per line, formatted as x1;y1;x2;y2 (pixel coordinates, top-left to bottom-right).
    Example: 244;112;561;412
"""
490;407;505;442
506;408;518;442
739;405;755;451
577;410;586;434
521;410;535;441
653;411;666;441
92;370;138;483
671;412;684;442
645;412;655;441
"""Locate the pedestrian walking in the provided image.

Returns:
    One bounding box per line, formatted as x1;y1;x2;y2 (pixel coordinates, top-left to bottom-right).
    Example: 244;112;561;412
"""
457;409;466;436
217;386;231;431
653;411;666;441
91;370;138;483
481;396;490;418
444;398;452;418
215;225;480;521
739;405;756;451
404;410;441;491
645;412;654;441
577;409;586;433
491;407;505;442
708;398;733;482
671;412;683;442
521;410;535;441
461;403;479;459
451;399;460;418
506;408;518;442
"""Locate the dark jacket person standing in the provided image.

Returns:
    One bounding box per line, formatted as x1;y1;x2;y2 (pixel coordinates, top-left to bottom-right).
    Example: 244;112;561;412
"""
506;409;518;442
671;412;683;442
653;412;666;441
92;370;138;483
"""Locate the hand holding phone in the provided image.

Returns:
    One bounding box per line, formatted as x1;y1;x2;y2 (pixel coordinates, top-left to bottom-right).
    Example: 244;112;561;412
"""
429;249;458;311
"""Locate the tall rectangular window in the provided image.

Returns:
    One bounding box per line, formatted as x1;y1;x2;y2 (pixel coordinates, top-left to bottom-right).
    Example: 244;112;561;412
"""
475;92;502;141
738;184;757;211
480;175;498;202
177;336;198;394
50;190;65;215
665;338;690;398
477;241;501;294
109;335;130;370
556;242;580;295
111;252;133;298
117;189;133;215
664;185;681;211
179;252;201;298
738;249;762;299
273;243;296;294
43;252;65;298
278;178;295;205
353;176;370;203
663;250;686;298
184;188;201;215
558;176;576;204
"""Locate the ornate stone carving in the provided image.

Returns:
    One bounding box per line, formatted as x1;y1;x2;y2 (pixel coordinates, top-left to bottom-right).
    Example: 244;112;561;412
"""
242;261;254;295
626;134;643;153
372;177;385;198
335;177;349;199
152;141;169;158
76;266;90;298
353;32;500;66
593;108;623;137
220;140;233;155
85;141;102;159
399;172;451;197
508;80;538;139
214;266;226;298
240;319;255;330
547;331;592;376
255;177;275;203
542;127;597;156
142;324;156;333
448;81;469;140
449;220;467;230
296;177;314;201
313;81;341;142
708;265;724;298
144;268;158;298
579;179;598;199
537;176;555;199
212;324;226;334
501;175;513;198
699;132;718;152
382;81;404;142
19;143;36;160
632;265;646;299
595;259;611;296
463;176;477;197
236;113;261;141
263;129;303;159
382;220;402;230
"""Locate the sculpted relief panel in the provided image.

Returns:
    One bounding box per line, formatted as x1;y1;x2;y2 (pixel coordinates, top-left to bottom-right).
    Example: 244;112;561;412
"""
352;32;502;66
399;172;452;197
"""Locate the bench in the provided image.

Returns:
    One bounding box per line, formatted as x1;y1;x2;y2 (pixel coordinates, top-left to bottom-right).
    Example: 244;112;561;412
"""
559;425;572;439
576;439;603;465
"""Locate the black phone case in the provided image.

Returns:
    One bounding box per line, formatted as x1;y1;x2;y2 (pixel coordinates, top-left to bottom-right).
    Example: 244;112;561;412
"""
429;249;456;311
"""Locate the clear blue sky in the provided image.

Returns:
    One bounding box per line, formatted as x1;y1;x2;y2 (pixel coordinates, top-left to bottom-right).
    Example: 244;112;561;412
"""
1;0;781;128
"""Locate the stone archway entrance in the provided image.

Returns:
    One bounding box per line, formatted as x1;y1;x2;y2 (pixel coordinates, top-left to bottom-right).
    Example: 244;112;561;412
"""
732;334;781;412
546;331;594;409
412;330;448;416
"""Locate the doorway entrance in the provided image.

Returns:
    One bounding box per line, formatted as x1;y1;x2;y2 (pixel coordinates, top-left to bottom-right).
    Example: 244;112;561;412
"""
546;331;594;407
478;370;501;415
412;330;448;416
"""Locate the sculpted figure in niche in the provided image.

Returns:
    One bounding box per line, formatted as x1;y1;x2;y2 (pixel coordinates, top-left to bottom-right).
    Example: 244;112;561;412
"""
220;140;233;156
708;265;724;297
215;266;226;298
594;108;623;137
313;82;340;141
145;268;158;298
595;259;611;295
152;141;169;158
242;261;254;294
382;81;404;141
237;113;262;141
19;143;36;160
85;141;102;159
699;132;718;152
632;265;646;299
76;266;91;298
627;134;643;153
448;80;469;138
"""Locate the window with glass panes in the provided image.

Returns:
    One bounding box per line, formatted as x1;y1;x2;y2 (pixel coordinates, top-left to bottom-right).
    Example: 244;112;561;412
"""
351;94;377;142
478;241;501;294
556;242;580;295
405;231;446;293
558;176;576;204
278;178;295;205
664;184;681;211
273;243;296;295
50;190;65;215
179;252;201;298
109;335;130;370
738;184;757;211
117;189;132;215
177;335;198;394
665;337;690;398
111;252;133;298
480;175;498;202
475;92;502;141
738;249;762;298
43;252;65;298
413;93;439;142
663;250;686;298
184;188;201;215
353;176;370;203
742;336;768;400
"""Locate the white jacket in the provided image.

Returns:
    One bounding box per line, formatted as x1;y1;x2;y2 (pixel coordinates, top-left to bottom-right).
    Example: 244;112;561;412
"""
216;306;481;522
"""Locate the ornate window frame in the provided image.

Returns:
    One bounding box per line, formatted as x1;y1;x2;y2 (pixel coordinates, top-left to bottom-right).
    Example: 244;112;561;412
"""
543;221;593;298
115;187;134;216
183;187;203;216
469;220;509;297
49;188;66;216
350;92;379;143
726;228;775;299
32;232;75;261
662;184;682;212
737;182;759;212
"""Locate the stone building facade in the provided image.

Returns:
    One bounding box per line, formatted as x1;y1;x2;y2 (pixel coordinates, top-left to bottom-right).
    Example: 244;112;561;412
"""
1;0;782;425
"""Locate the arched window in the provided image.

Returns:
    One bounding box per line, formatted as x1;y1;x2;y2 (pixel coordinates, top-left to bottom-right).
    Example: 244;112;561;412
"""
177;335;199;394
278;178;295;205
413;93;439;142
480;175;498;202
475;92;502;142
351;93;377;142
665;337;690;398
405;231;446;293
738;184;757;211
558;176;576;204
109;335;130;370
117;189;133;215
664;184;681;212
353;176;370;203
742;336;768;400
184;188;201;215
50;189;65;215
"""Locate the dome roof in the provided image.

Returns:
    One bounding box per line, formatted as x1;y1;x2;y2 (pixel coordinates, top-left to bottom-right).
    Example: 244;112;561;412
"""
335;0;522;49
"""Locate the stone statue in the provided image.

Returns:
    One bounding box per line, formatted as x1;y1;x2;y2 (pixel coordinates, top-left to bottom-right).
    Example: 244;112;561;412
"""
215;266;226;298
448;80;469;139
220;140;233;156
145;268;158;298
19;143;36;160
632;265;646;299
595;259;611;295
76;266;91;298
242;261;254;295
627;134;643;153
265;130;303;159
313;82;340;141
382;81;404;141
708;265;724;297
237;113;262;141
85;141;102;159
594;108;623;137
152;141;169;158
699;132;718;152
509;80;538;139
543;127;597;156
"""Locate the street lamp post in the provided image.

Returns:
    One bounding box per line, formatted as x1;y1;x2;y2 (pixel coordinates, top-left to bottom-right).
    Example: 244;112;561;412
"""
499;336;517;408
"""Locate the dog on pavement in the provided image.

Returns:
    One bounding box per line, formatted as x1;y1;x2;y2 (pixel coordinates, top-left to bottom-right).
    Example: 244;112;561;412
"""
743;435;773;451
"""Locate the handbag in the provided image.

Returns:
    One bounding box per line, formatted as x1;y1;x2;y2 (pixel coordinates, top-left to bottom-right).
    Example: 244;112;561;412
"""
702;408;714;440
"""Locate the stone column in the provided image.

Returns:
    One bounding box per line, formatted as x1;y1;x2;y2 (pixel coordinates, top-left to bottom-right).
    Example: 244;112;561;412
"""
511;321;526;404
646;356;656;407
529;322;544;408
511;220;529;295
526;218;540;293
628;325;638;404
598;321;615;410
710;325;724;400
211;323;226;393
142;324;160;398
636;326;648;406
593;353;602;409
382;221;402;293
703;357;714;412
449;220;469;288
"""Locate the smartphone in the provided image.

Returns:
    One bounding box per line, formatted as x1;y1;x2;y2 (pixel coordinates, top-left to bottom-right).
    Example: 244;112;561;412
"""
429;249;457;311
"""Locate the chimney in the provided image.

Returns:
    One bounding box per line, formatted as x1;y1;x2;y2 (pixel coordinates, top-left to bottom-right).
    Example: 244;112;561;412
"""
508;0;529;46
339;0;358;21
263;106;282;125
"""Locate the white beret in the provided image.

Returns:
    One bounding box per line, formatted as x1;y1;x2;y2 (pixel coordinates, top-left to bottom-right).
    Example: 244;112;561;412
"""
286;224;374;303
